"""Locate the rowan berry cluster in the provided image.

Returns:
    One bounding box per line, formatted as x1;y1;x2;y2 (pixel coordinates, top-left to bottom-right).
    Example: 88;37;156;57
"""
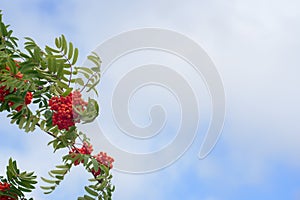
3;61;22;79
0;195;15;200
0;62;22;103
0;182;10;192
49;90;88;130
5;63;22;80
0;86;10;102
7;91;33;111
69;141;94;166
0;196;14;200
0;88;32;111
0;62;32;111
0;182;15;200
92;152;114;177
69;142;114;177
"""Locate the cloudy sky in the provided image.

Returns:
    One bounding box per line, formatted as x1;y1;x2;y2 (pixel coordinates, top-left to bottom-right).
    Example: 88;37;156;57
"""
1;0;300;199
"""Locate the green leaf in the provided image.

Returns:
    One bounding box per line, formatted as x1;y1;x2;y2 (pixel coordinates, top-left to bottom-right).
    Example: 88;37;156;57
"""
50;169;67;175
72;48;79;65
76;78;84;86
76;66;94;74
68;42;74;60
18;117;27;129
41;177;57;184
83;195;95;200
61;87;73;97
45;46;61;54
57;81;69;89
40;186;55;190
87;52;101;67
91;158;99;172
91;67;100;73
61;35;68;55
85;186;98;197
56;165;71;169
55;37;61;48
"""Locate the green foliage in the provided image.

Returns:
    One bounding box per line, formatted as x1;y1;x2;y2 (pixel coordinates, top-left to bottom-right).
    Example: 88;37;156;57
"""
75;52;101;95
76;98;99;124
0;158;37;200
41;153;114;200
47;127;78;152
0;10;115;200
0;11;18;57
79;165;115;200
40;163;72;194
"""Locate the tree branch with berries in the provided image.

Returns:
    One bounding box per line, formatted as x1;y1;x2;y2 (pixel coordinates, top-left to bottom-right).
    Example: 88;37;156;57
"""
0;10;115;200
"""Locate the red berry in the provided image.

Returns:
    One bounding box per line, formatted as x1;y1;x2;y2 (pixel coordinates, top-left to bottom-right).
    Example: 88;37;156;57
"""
14;71;23;79
0;182;10;191
92;152;114;177
25;92;33;105
5;61;23;80
69;142;93;166
49;90;87;130
6;91;33;111
0;86;10;103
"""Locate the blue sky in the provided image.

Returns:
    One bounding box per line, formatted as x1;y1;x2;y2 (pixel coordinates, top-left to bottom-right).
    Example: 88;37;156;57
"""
1;0;300;199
